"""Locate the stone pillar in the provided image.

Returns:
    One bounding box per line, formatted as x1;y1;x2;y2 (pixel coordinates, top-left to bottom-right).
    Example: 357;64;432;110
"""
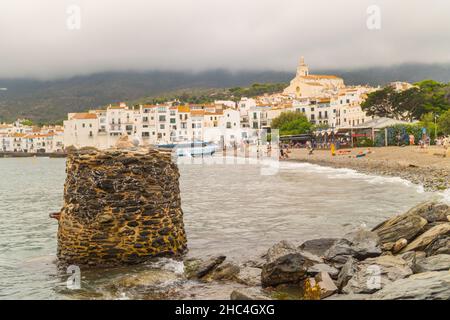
56;148;187;267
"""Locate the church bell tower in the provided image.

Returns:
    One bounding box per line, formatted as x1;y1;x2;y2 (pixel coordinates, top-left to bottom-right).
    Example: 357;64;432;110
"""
296;56;309;77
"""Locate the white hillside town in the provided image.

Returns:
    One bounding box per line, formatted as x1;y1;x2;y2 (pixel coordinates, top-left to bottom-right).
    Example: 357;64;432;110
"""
0;119;64;153
1;58;414;153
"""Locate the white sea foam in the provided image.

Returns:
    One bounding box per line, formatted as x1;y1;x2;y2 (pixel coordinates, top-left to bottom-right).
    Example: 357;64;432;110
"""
279;161;426;193
437;188;450;204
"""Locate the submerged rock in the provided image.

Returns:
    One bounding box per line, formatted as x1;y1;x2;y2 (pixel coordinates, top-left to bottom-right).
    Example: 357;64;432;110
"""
298;238;339;257
235;266;262;287
185;255;226;280
208;262;240;281
342;255;412;294
372;271;450;300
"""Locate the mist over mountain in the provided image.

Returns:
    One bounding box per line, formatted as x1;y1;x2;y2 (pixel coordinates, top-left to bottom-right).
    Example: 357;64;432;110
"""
1;63;449;124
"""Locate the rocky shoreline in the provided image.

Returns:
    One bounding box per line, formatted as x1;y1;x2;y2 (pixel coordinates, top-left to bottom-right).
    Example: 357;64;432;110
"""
183;201;450;300
285;157;450;192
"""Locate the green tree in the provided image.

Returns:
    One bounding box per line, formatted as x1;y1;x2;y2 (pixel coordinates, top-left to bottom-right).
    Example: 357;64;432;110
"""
361;87;398;119
437;110;450;135
20;119;33;126
415;80;450;115
393;87;425;121
271;111;312;136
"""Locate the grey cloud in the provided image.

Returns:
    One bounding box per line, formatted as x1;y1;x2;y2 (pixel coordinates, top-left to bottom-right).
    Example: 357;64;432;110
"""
1;0;449;79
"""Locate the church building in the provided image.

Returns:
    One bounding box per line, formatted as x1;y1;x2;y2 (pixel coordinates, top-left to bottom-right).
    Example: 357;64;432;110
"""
283;57;345;98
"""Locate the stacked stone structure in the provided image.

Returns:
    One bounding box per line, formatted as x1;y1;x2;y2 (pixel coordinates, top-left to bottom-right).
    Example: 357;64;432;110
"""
56;148;187;267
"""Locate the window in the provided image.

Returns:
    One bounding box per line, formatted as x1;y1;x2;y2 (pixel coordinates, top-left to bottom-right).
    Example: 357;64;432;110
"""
226;122;231;129
311;107;314;112
82;123;85;128
170;118;176;124
159;115;166;122
160;124;165;129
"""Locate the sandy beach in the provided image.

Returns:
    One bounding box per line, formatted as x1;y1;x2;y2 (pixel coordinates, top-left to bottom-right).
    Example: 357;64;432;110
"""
286;146;450;191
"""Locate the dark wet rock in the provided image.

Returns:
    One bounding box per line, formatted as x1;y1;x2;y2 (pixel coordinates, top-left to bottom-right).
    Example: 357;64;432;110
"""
401;223;450;253
324;230;381;267
373;215;427;245
230;288;271;300
342;255;412;294
372;271;450;300
336;257;357;291
261;251;319;287
185;255;226;280
424;234;450;256
298;238;339;257
413;254;450;273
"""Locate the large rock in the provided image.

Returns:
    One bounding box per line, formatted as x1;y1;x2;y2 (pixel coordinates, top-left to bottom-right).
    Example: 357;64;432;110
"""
336;257;357;291
373;214;427;244
400;223;450;253
342;255;412;294
404;201;450;223
261;249;321;287
324;230;381;266
264;240;297;263
372;271;450;300
424;234;450;256
298;238;339;257
414;254;450;273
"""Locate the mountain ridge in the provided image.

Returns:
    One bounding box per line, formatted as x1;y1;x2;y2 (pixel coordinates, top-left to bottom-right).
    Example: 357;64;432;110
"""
1;63;449;124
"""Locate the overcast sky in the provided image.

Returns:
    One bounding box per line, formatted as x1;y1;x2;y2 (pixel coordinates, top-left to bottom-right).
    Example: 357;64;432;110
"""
1;0;450;79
